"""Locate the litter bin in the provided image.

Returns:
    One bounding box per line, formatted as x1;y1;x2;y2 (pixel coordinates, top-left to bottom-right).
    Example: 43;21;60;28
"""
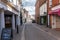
1;28;13;40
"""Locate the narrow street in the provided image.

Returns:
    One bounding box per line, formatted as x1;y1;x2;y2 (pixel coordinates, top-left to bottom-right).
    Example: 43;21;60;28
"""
1;0;60;40
19;23;58;40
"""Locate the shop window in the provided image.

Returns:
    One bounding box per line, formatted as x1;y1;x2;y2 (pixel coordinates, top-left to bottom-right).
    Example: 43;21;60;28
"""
49;0;52;7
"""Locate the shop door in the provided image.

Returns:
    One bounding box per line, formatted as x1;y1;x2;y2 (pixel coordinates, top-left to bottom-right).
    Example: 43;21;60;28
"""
52;15;56;28
56;16;60;28
5;15;12;28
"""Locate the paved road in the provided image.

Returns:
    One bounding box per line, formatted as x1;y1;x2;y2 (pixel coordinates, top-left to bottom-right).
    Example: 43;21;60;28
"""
24;23;57;40
13;23;58;40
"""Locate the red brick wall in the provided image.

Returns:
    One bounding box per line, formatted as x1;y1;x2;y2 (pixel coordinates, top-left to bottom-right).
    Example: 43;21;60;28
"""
47;0;59;12
39;0;46;6
52;0;59;7
47;0;60;28
35;0;46;24
35;0;40;24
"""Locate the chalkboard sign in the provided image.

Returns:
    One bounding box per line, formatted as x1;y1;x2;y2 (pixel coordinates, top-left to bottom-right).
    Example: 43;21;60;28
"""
1;28;12;40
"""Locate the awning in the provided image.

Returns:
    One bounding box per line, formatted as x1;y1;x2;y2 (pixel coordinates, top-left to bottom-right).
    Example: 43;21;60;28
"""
49;9;60;16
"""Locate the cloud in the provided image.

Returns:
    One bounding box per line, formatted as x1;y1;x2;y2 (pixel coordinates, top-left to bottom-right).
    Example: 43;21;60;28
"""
24;6;35;11
22;0;36;15
29;11;35;15
22;0;36;2
22;0;36;6
23;6;35;15
25;0;30;1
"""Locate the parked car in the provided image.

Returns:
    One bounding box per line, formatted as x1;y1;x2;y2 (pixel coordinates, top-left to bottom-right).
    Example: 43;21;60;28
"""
1;28;13;40
32;20;36;23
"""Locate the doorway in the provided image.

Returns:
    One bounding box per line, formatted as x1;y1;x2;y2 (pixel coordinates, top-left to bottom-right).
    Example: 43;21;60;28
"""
40;16;47;25
5;15;12;28
52;15;56;29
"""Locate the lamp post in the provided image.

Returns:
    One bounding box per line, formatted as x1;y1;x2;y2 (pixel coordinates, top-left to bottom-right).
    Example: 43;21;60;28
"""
20;4;23;25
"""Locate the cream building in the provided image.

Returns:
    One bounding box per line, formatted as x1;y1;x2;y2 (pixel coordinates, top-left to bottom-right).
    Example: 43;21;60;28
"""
0;0;22;37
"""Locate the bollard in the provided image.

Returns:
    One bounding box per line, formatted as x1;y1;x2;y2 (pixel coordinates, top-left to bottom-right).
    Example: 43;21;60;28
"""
17;25;19;34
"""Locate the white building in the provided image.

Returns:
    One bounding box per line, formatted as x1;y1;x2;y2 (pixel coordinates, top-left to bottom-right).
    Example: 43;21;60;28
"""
0;0;22;37
39;1;47;25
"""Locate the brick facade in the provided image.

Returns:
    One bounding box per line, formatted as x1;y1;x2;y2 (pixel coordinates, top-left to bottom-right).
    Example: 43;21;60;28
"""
35;0;39;24
35;0;46;24
35;0;60;30
47;0;60;29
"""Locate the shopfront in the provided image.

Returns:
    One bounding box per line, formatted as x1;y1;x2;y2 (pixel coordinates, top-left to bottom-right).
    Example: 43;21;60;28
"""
40;16;47;25
40;2;47;25
49;8;60;30
5;15;12;28
4;10;16;30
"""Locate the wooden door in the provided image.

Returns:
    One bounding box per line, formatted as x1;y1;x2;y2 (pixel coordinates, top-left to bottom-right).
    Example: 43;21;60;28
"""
56;16;60;28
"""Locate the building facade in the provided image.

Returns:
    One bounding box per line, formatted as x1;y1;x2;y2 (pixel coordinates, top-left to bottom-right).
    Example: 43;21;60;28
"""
0;0;21;37
35;0;60;30
39;1;47;25
47;0;60;30
35;0;47;25
35;0;40;24
21;9;29;23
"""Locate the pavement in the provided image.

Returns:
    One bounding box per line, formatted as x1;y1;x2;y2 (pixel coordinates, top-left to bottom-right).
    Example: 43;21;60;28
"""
34;23;60;39
12;23;60;40
13;25;23;40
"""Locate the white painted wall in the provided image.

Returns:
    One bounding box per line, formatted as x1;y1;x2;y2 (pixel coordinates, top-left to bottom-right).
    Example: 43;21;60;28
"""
0;2;7;10
7;5;18;15
40;2;47;16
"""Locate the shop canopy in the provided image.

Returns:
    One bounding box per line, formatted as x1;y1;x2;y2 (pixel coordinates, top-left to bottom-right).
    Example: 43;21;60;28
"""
49;9;60;16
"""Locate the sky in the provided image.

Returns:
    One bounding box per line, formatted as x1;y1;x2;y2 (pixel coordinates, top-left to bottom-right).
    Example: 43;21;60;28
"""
22;0;36;15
